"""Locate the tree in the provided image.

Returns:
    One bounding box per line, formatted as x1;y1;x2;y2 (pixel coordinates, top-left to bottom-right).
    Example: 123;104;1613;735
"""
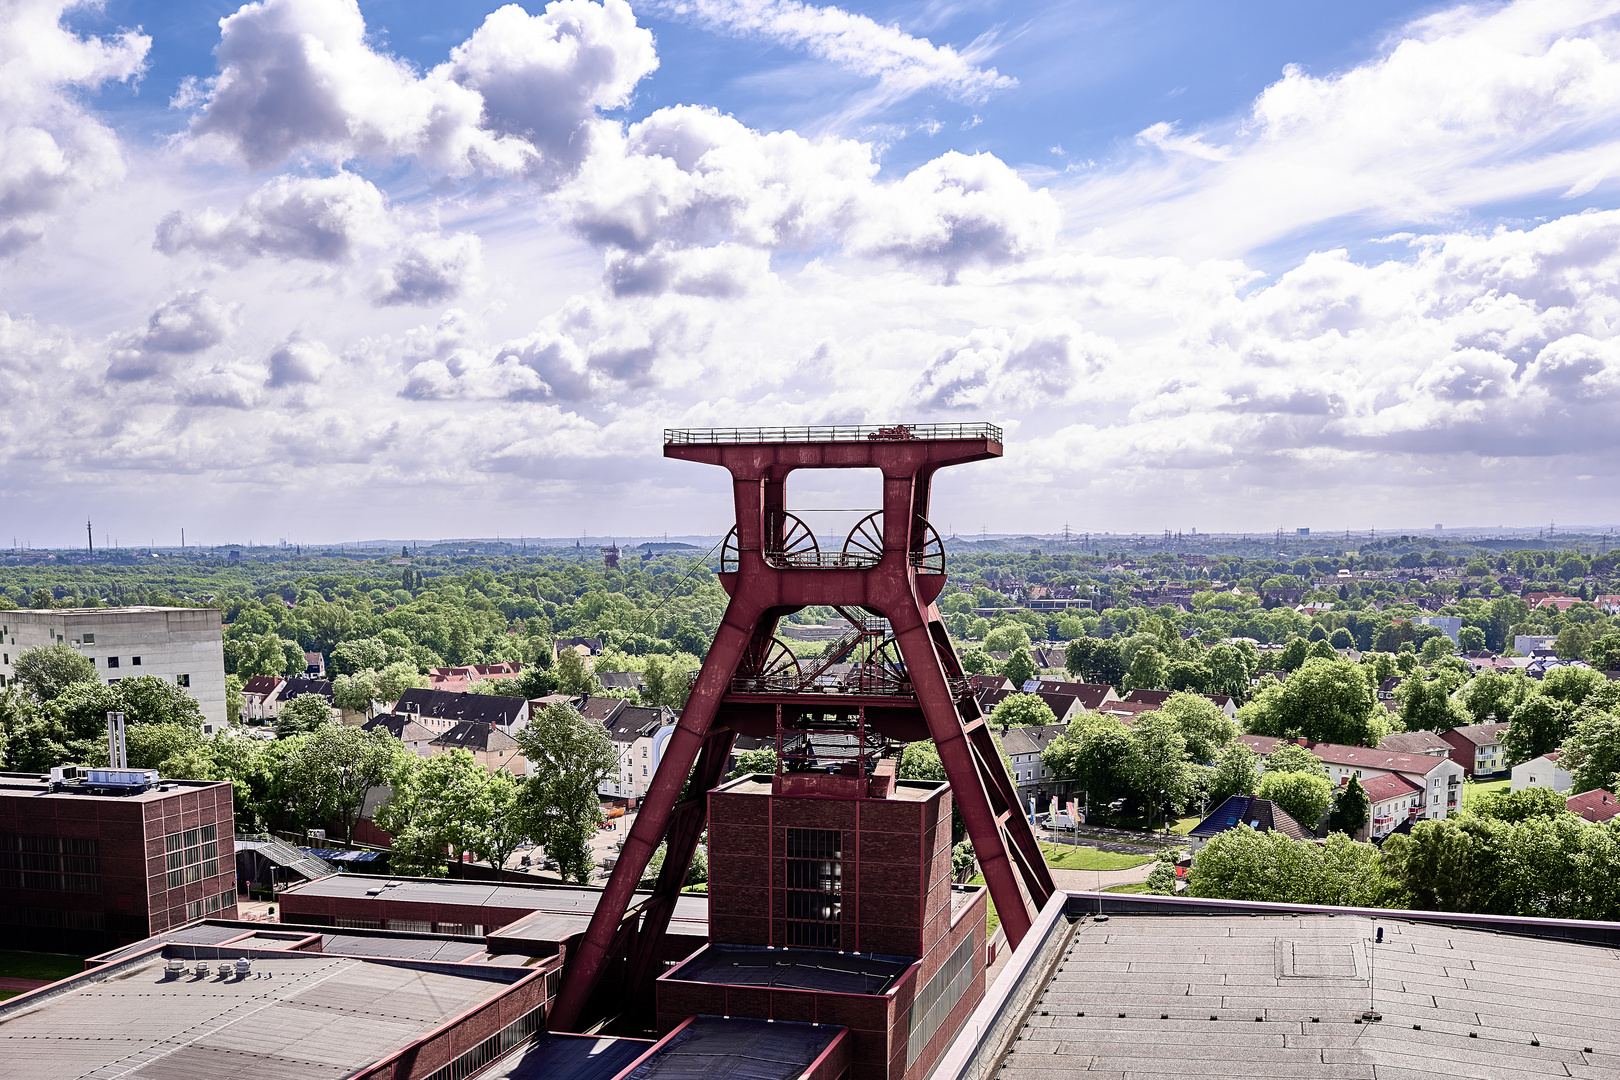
984;624;1032;654
1558;708;1620;795
1329;628;1355;649
1458;626;1486;652
1043;716;1134;821
728;745;779;780
284;725;405;843
513;703;618;884
899;740;946;781
275;693;334;738
375;659;426;705
1555;624;1595;661
1502;694;1572;765
1459;669;1530;725
1208;742;1260;805
376;751;528;875
1258;770;1332;830
224;674;244;726
1000;647;1036;689
11;643;97;701
124;723;204;770
1158;692;1234;764
555;648;600;696
1186;828;1386;907
1306;639;1337;662
1264;741;1328;778
1419;635;1455;664
1278;639;1309;671
1066;637;1125;687
1396;672;1469;732
1128;712;1191;829
989;693;1057;731
1123;645;1167;692
960;649;996;675
1470;784;1570;823
1328;776;1370;836
333;670;380;717
1202;644;1250;702
331;637;394;676
1237;658;1381;745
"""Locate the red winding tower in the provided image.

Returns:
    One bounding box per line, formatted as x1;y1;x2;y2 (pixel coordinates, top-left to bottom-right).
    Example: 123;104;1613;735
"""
549;423;1054;1032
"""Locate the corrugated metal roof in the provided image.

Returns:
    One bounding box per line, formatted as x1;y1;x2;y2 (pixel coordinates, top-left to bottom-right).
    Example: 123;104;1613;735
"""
0;951;519;1080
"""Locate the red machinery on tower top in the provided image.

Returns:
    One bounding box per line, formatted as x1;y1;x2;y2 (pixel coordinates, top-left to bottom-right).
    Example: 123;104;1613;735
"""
548;421;1052;1034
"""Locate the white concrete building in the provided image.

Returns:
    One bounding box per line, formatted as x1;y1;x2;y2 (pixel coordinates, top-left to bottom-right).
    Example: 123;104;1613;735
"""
0;607;226;729
602;704;676;800
1511;752;1573;794
1360;773;1425;840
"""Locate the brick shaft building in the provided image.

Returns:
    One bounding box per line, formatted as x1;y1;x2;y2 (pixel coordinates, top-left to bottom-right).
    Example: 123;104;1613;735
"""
0;772;236;952
657;770;988;1080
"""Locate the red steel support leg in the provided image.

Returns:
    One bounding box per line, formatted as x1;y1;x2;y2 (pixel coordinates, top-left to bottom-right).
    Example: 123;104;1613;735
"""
549;598;760;1031
619;726;736;1023
889;606;1053;946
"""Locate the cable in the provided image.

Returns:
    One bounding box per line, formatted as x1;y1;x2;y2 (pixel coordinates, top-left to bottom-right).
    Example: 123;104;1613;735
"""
629;533;729;637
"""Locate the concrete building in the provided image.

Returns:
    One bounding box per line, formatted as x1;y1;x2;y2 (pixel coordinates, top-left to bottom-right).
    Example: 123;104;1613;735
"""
0;606;227;728
1360;772;1426;839
602;705;675;800
1415;615;1462;645
1242;735;1466;820
0;770;236;953
1512;752;1573;793
1439;721;1512;777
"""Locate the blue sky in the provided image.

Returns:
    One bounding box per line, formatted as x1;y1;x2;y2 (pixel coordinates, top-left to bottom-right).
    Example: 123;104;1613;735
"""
4;0;1620;546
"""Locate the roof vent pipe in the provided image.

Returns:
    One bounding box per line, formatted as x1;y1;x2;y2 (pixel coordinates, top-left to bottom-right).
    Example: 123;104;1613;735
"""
234;957;252;978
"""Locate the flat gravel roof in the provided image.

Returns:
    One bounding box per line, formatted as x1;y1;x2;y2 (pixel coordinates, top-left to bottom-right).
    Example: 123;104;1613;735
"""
0;949;522;1080
668;943;913;995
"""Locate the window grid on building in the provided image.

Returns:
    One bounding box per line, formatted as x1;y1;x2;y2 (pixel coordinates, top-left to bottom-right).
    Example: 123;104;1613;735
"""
184;888;236;922
783;828;841;949
906;935;976;1066
165;824;218;889
0;834;101;892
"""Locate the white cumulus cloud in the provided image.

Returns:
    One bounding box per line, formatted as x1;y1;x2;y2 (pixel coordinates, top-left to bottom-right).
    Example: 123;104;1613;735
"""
0;0;149;254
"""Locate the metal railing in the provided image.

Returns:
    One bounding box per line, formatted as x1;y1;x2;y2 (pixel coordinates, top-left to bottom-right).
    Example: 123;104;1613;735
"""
666;423;1002;445
729;671;972;699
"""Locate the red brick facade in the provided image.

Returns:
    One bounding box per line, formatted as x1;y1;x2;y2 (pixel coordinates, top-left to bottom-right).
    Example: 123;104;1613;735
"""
0;777;236;951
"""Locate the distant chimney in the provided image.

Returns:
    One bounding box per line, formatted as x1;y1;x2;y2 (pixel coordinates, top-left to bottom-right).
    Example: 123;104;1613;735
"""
106;711;127;768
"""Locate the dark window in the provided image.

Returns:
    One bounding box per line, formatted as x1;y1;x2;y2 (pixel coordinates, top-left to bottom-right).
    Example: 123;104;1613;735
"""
131;656;141;666
0;834;100;893
165;825;220;890
106;656;119;668
82;634;94;644
783;828;842;949
177;674;190;687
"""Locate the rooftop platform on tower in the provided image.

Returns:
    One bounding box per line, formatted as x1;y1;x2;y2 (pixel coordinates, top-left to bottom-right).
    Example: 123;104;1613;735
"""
664;423;1001;446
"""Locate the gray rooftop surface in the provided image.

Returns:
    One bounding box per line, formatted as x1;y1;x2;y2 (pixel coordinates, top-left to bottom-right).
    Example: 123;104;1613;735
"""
285;874;709;925
668;944;913;995
0;949;523;1080
467;1033;652;1080
624;1016;843;1080
994;912;1620;1080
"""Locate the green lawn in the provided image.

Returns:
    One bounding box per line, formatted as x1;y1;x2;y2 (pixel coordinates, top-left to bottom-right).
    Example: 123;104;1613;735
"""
1463;779;1511;808
0;950;82;982
0;950;83;998
1038;843;1154;872
1102;882;1153;894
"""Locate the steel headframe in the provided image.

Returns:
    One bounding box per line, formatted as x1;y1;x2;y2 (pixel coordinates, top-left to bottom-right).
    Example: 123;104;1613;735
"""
547;424;1054;1032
